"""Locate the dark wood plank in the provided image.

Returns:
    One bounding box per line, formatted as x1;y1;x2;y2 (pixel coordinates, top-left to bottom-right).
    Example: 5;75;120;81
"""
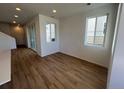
0;48;107;89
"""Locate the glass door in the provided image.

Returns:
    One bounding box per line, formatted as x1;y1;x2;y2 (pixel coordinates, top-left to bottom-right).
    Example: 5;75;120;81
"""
28;24;36;51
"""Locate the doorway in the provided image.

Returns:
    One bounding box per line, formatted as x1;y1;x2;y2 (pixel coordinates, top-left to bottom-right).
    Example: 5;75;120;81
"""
28;23;37;51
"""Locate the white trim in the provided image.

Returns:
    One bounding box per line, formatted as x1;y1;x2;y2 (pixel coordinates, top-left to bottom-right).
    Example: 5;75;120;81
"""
0;79;10;86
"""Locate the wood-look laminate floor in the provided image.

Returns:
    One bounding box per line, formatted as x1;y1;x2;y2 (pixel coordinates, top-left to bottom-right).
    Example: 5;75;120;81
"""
0;48;108;89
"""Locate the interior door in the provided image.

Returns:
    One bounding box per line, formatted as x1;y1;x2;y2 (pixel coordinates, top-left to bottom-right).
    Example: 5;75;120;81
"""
28;24;36;51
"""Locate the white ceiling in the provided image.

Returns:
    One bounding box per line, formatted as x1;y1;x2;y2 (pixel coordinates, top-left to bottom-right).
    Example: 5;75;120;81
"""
0;3;112;24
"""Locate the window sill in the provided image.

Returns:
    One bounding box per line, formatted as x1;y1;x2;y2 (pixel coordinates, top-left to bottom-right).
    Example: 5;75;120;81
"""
84;44;105;48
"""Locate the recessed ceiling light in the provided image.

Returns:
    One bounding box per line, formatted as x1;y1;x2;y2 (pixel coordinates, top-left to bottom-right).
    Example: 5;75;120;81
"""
53;9;56;13
16;8;21;11
14;15;18;18
13;21;16;23
87;3;91;5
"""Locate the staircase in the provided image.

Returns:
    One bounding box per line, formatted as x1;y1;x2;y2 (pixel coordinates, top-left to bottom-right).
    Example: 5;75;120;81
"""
0;32;16;85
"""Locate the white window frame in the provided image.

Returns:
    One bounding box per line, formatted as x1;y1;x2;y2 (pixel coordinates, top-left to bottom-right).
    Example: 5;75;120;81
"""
84;14;108;48
45;23;56;43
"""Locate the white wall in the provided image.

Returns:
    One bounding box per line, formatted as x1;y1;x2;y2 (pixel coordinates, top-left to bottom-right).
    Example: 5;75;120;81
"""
107;4;124;88
59;4;118;67
0;22;26;46
0;32;16;85
10;25;25;45
0;50;11;85
0;32;16;52
39;14;59;57
0;23;10;35
25;14;59;57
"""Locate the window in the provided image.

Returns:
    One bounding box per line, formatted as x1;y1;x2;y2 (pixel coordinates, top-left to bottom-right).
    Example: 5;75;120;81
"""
85;15;108;47
46;23;56;43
